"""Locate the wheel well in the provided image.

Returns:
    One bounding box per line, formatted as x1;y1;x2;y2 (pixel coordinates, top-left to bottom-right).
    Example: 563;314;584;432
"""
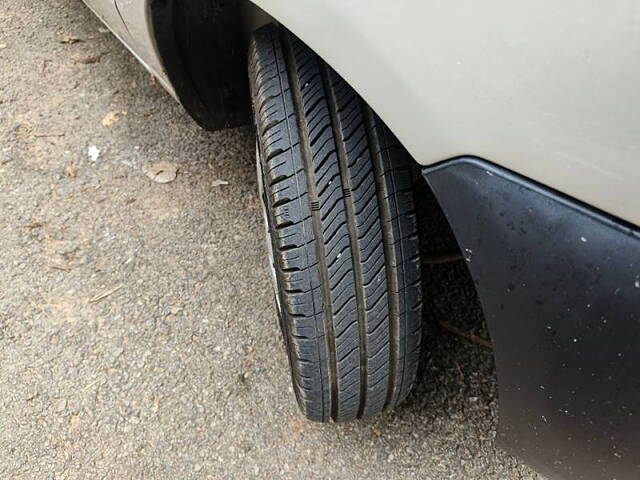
150;0;272;130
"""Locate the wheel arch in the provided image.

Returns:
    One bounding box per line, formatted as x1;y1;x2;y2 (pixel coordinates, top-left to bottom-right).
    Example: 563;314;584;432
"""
149;0;272;130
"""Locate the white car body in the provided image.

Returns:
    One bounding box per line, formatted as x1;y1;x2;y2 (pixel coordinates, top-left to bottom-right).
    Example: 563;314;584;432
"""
83;0;640;226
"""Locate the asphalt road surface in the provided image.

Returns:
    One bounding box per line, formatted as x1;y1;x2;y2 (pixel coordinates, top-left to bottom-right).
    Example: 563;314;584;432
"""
0;1;544;478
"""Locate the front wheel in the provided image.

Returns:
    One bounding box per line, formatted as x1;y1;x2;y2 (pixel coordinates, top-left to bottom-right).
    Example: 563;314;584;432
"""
249;24;422;422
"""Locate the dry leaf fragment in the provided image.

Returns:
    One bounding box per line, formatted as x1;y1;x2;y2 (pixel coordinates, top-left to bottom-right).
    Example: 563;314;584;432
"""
64;165;77;178
144;162;178;184
89;284;123;304
0;44;7;50
212;179;229;187
20;222;45;230
50;263;73;272
32;132;65;138
60;36;83;44
101;111;126;127
14;122;33;137
26;391;39;401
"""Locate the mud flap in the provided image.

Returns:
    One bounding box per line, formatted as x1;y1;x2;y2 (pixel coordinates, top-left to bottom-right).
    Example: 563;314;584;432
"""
424;158;640;480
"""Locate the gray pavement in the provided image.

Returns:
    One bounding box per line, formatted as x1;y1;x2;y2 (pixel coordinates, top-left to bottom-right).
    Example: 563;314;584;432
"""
0;1;543;478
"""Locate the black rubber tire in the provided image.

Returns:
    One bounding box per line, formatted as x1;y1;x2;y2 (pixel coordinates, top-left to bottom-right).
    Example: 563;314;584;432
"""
249;24;422;422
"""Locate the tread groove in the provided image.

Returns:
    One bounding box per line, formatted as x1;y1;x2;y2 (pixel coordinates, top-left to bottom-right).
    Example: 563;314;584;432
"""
282;29;339;422
363;104;399;411
321;63;368;419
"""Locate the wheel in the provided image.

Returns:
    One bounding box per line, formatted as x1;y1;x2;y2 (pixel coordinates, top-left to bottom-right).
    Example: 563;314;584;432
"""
249;24;422;422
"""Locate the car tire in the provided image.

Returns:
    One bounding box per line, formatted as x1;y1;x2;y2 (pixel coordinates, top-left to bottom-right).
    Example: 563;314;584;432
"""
249;24;422;422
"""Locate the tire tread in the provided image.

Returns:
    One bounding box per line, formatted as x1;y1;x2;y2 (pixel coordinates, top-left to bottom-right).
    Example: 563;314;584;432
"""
249;24;421;422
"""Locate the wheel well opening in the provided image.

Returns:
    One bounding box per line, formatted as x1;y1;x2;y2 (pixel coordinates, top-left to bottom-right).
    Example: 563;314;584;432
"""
150;0;273;130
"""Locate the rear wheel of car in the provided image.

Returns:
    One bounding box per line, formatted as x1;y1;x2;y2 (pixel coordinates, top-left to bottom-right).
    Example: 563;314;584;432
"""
249;24;422;422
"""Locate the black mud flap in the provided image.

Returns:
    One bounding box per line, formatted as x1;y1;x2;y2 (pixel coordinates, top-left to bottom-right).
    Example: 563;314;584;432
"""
424;158;640;480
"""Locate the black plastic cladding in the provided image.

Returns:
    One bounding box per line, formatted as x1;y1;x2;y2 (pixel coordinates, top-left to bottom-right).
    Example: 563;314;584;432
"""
424;158;640;480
